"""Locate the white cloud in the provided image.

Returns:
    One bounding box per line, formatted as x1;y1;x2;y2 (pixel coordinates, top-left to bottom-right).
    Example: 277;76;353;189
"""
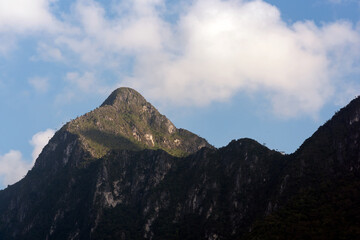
33;42;64;62
29;129;55;163
28;76;50;93
2;0;360;118
65;71;94;92
54;0;170;66
0;0;58;33
0;0;67;56
0;34;17;55
45;0;360;118
0;150;30;186
56;37;105;65
76;0;168;52
0;129;55;187
124;0;360;118
55;71;113;104
65;71;110;94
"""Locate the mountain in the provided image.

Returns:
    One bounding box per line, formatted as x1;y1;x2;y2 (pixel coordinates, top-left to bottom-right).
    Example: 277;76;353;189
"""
0;88;359;239
246;97;360;239
63;87;211;158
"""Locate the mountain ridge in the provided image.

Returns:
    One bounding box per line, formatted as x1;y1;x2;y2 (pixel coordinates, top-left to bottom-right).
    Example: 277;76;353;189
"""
0;89;359;239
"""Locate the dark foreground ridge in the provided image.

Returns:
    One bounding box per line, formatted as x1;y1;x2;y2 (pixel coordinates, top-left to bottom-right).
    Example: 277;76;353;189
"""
0;88;359;240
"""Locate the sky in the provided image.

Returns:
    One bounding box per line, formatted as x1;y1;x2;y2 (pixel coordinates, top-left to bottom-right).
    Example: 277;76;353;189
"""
0;0;360;189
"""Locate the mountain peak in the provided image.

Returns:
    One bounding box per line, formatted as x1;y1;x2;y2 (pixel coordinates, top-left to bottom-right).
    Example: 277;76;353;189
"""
63;88;212;158
101;87;146;108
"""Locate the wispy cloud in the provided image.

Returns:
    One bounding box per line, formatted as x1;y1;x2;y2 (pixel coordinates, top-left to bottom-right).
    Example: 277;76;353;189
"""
0;34;17;55
327;0;357;4
28;76;50;93
55;71;113;104
32;42;64;62
65;71;96;93
64;71;111;94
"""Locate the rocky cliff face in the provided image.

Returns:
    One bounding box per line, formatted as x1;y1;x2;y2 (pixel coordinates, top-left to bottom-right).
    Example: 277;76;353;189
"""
0;89;359;240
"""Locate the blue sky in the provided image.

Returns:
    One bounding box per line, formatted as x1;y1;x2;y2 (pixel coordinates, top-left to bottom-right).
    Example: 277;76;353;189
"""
0;0;359;188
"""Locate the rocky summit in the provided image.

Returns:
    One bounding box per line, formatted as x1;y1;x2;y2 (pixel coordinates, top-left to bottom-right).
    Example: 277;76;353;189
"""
64;87;212;158
0;88;359;240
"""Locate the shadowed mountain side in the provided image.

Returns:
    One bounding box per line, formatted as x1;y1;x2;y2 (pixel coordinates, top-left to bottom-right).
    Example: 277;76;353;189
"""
92;139;287;239
78;129;144;156
245;175;360;240
244;97;360;239
0;138;287;240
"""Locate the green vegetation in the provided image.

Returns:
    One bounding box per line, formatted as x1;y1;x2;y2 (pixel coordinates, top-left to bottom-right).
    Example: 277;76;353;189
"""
246;176;360;240
65;88;210;158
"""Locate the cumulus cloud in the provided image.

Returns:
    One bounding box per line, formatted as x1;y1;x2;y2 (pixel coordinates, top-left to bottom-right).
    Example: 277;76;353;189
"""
0;0;57;33
74;0;168;52
2;0;360;118
0;0;66;56
0;129;55;187
45;0;360;118
123;0;360;117
0;150;29;186
28;76;50;93
54;0;170;66
29;129;55;163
